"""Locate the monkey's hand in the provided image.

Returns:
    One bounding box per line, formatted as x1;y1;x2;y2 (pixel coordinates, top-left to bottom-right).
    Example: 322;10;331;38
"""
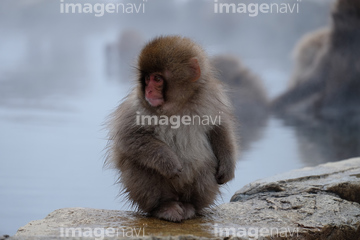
160;153;183;179
148;145;183;179
216;162;235;184
209;124;237;185
121;128;183;179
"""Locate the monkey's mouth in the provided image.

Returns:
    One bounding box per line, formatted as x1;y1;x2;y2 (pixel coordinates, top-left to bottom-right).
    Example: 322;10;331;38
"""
146;97;164;107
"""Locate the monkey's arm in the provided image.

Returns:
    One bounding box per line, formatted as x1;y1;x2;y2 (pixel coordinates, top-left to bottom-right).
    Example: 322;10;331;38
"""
120;127;183;179
209;124;237;184
272;54;329;111
272;78;323;111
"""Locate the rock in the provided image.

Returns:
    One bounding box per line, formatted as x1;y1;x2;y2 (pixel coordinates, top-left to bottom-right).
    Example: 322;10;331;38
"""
225;157;360;239
13;208;217;240
12;158;360;240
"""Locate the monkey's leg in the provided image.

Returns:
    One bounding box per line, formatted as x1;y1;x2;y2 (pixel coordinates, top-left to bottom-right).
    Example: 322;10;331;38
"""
123;166;185;222
151;201;185;222
190;170;220;213
180;202;196;220
174;169;219;220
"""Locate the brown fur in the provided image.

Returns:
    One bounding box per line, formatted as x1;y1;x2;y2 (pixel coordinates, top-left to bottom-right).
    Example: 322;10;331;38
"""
106;36;238;222
272;0;360;119
211;55;268;151
289;28;330;89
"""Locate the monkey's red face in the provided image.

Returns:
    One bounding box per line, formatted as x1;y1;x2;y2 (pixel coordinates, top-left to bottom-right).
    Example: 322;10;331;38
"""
139;36;202;109
145;73;165;107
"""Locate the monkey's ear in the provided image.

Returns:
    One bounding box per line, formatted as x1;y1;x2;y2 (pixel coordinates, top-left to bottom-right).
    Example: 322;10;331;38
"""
189;57;201;82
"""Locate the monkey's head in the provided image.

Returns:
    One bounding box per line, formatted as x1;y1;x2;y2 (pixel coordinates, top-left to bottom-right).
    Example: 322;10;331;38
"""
332;0;360;31
137;36;208;112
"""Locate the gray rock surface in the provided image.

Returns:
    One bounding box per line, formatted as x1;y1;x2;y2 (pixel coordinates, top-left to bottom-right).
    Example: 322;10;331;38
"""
220;157;360;239
11;158;360;240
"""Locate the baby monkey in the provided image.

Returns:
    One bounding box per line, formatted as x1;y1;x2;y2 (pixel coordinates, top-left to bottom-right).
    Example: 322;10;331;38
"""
106;36;237;222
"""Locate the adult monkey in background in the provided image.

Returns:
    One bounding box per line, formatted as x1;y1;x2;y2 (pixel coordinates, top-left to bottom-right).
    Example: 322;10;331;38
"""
273;0;360;118
288;28;330;89
106;36;238;222
211;55;268;152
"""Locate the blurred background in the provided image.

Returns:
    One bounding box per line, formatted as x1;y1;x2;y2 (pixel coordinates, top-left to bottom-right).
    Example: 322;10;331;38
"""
3;0;357;236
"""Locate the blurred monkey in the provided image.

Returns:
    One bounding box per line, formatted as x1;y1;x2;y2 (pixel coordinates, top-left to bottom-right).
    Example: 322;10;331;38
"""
273;0;360;119
288;28;330;89
211;55;268;151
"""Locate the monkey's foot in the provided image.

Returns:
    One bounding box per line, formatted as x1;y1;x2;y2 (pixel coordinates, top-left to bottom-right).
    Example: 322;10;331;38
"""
181;203;196;220
153;201;184;222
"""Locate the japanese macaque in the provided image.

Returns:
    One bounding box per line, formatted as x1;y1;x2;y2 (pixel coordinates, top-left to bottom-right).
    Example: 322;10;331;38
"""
211;55;268;151
288;28;330;89
272;0;360;119
106;36;238;222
